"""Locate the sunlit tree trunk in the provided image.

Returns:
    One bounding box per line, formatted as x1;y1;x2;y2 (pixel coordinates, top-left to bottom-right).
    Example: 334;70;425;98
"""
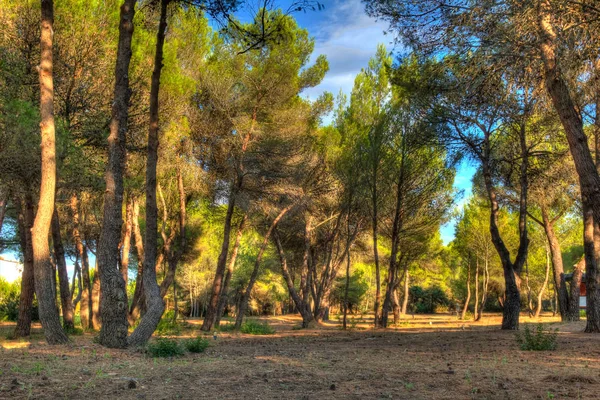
32;0;68;344
535;244;551;318
97;0;136;348
129;197;145;322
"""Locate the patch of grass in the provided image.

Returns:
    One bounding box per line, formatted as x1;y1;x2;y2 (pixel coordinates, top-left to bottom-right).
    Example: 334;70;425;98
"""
184;337;210;353
240;320;275;335
146;338;184;358
516;323;558;351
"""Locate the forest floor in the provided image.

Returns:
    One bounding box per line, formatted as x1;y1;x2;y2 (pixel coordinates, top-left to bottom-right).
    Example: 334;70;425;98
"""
0;313;599;399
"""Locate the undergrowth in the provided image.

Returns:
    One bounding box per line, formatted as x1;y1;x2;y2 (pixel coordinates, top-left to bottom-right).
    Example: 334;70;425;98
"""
516;323;558;351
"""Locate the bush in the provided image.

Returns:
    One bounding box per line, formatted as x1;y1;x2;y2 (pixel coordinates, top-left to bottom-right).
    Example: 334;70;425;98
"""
240;320;275;335
0;278;21;321
516;324;558;351
184;337;210;353
155;311;181;336
409;285;450;314
217;323;236;332
146;338;184;358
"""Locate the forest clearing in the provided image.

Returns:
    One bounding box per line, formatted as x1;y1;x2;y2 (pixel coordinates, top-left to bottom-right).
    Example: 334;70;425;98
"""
1;313;599;399
4;0;600;398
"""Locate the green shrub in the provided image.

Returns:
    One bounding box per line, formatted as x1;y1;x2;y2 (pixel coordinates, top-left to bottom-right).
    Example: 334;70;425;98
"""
409;285;451;314
155;311;181;336
240;320;275;335
516;324;558;351
217;323;236;332
184;337;210;353
146;338;184;358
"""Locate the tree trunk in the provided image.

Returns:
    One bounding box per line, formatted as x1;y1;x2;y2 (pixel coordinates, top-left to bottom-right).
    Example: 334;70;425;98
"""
234;205;293;329
461;260;471;320
128;0;170;347
372;188;381;327
538;0;600;332
535;244;551;318
567;257;584;321
0;191;7;235
91;271;101;329
32;0;68;344
392;287;400;325
121;195;133;288
14;194;35;338
202;185;237;331
342;229;351;330
70;194;92;329
477;257;489;321
215;212;246;327
51;210;74;330
401;267;409;316
273;229;313;327
129;196;145;322
474;258;479;320
159;165;187;299
97;0;136;348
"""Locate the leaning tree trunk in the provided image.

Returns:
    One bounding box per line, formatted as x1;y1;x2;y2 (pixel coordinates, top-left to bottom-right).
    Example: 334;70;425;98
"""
234;205;293;329
273;229;313;327
215;212;246;327
128;0;169;347
97;0;136;348
538;0;600;332
14;194;35;338
401;266;409;316
540;206;571;320
51;210;74;330
70;194;92;329
32;0;68;344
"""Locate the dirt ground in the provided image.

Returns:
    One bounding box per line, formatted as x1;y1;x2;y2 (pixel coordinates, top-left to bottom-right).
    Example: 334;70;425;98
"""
1;313;599;399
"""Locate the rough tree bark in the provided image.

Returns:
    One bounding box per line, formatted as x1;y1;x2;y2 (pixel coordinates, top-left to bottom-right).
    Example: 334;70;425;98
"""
97;0;136;348
32;0;68;344
14;194;35;338
215;212;246;327
234;205;293;329
538;0;600;332
401;266;409;316
51;210;74;330
128;0;170;347
0;192;7;234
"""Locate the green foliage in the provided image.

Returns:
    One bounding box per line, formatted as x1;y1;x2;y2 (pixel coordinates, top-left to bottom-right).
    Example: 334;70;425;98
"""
184;336;210;353
240;320;275;335
409;285;450;314
155;311;181;336
0;278;20;321
146;338;184;358
332;270;369;311
217;323;236;332
516;324;558;351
